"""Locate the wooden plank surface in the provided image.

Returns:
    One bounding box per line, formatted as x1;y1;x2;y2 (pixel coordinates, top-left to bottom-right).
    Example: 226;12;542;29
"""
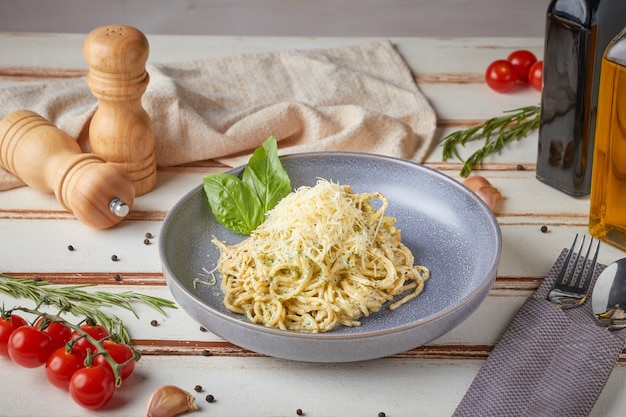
1;33;625;416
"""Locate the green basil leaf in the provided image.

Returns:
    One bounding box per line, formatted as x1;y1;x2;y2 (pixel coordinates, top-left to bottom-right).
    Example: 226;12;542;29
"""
202;135;292;235
202;173;264;235
243;135;291;213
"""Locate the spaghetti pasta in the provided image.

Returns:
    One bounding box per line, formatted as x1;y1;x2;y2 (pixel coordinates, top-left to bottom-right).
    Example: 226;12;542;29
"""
212;179;429;333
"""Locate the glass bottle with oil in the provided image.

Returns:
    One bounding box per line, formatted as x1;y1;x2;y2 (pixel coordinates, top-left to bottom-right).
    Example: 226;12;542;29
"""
589;28;626;250
536;0;626;196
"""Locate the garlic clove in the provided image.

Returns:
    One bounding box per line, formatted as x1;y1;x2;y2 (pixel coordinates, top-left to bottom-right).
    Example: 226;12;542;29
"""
146;385;198;417
462;175;503;212
462;175;493;192
474;186;503;212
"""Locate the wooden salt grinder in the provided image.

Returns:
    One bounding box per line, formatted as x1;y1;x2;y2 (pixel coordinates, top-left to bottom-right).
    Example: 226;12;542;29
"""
0;110;135;229
83;25;157;196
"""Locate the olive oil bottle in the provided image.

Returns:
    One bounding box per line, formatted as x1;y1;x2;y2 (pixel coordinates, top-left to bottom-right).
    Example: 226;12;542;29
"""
536;0;626;196
589;28;626;250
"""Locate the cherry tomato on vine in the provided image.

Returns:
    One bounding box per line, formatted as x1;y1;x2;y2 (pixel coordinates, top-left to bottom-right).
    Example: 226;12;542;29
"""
93;340;137;381
45;347;86;390
8;325;55;368
35;317;72;352
70;323;109;353
69;365;115;409
507;49;537;83
529;60;543;92
0;313;28;357
485;59;517;93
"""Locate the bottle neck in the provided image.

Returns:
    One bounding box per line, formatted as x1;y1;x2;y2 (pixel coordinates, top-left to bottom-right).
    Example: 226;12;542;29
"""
606;29;626;65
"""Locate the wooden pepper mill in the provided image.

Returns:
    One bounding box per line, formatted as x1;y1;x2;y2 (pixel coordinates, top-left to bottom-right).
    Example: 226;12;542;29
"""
0;110;135;229
83;25;157;196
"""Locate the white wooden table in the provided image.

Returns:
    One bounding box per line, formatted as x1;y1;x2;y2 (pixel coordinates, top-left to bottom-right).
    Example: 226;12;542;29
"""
1;33;625;417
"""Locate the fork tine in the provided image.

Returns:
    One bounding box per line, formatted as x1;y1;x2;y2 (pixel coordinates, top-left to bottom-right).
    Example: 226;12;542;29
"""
556;233;579;286
575;236;600;293
568;234;587;286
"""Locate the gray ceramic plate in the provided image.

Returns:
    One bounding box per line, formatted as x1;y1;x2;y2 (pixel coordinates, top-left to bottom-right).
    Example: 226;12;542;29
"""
160;152;501;362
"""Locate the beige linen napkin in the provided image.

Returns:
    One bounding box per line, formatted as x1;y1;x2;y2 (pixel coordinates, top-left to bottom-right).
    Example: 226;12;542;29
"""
453;249;626;417
0;40;436;191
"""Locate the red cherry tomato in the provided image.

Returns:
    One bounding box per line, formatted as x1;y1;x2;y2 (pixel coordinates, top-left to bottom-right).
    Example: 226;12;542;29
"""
8;325;54;368
0;314;28;357
45;347;86;390
529;60;543;92
507;50;538;83
93;340;137;381
485;59;517;93
35;317;72;352
69;365;115;409
70;323;109;353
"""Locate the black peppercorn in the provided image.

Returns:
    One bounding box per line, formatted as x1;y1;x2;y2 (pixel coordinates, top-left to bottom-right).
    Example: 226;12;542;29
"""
67;245;75;251
145;232;153;239
205;394;215;403
202;349;212;356
143;238;151;245
540;225;548;233
113;274;122;281
199;326;208;332
111;254;118;261
194;385;203;392
150;319;159;327
296;409;304;416
378;413;386;417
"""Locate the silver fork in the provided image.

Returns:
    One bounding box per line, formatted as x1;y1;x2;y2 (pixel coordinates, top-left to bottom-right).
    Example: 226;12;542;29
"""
547;234;600;309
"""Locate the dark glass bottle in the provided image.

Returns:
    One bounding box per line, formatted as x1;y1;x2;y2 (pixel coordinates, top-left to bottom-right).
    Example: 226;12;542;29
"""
536;0;626;196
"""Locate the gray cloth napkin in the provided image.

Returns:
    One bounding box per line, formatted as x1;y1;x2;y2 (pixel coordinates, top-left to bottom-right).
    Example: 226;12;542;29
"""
452;248;626;417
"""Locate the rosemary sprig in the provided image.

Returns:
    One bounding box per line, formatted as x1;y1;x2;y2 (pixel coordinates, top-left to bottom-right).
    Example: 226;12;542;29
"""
0;272;177;343
441;105;540;177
